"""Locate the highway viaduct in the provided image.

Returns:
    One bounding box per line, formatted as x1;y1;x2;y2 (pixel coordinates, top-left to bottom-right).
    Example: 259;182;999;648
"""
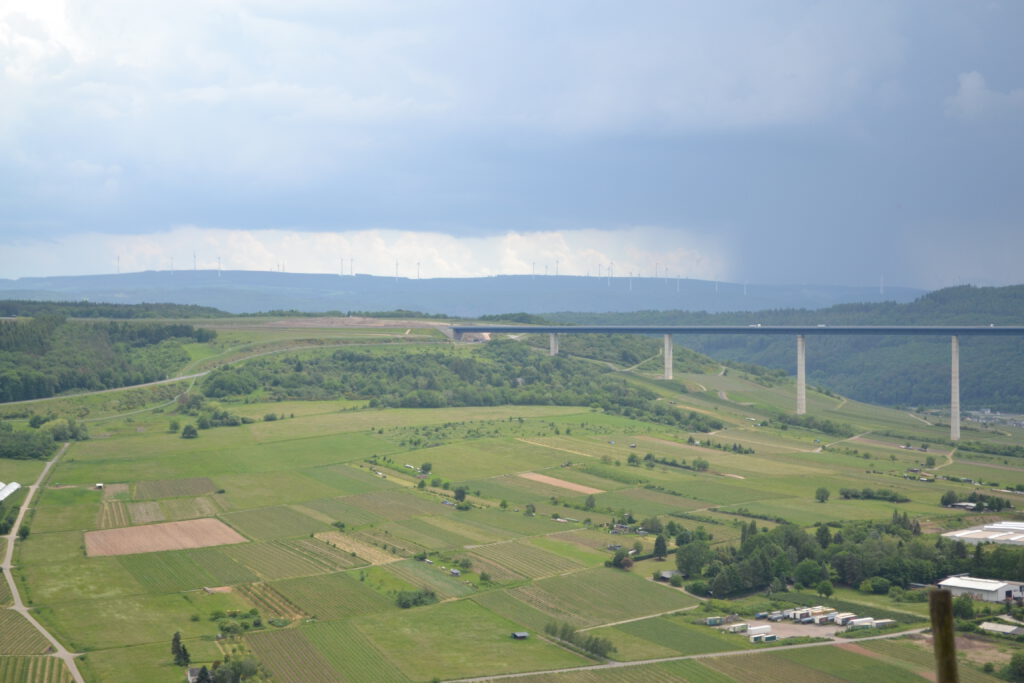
450;325;1024;441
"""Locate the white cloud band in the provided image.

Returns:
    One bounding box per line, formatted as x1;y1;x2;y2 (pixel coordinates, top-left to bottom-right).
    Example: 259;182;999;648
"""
1;226;731;282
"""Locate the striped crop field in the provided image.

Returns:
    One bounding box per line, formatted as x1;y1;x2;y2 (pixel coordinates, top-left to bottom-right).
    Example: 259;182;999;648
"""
126;501;164;524
304;620;409;682
469;540;583;579
276;537;366;572
134;477;216;500
383;560;475;599
388;518;480;549
0;656;72;682
391;518;491;548
0;611;52;655
0;567;11;606
509;568;697;628
117;551;216;592
272;572;392;620
246;629;338;683
512;660;729;683
470;590;560;634
221;506;330;540
160;496;221;521
299;497;382;528
344;490;444;521
96;501;129;529
707;647;926;683
236;582;307;619
184;547;258;585
221;541;335;580
315;531;402;565
461;551;525;581
352;527;427;557
614;616;751;656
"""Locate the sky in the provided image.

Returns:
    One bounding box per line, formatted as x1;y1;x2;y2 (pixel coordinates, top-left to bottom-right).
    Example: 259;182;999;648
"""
1;1;1022;288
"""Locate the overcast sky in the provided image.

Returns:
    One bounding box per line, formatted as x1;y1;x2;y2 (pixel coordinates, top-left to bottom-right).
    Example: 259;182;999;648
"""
2;1;1022;288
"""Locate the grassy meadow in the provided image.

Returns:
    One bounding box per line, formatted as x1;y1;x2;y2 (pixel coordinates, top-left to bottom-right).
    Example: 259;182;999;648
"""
3;319;1022;681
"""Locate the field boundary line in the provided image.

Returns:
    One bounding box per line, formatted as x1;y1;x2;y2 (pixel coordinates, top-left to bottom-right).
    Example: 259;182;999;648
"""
577;602;701;631
1;443;85;683
447;627;929;682
515;438;595;460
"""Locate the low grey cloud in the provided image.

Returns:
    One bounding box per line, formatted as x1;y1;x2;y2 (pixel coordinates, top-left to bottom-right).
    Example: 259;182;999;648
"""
1;1;1022;289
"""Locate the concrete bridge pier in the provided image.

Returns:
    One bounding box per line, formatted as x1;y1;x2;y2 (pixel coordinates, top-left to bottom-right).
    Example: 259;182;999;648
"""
549;333;559;356
796;334;807;415
951;335;960;441
664;334;673;380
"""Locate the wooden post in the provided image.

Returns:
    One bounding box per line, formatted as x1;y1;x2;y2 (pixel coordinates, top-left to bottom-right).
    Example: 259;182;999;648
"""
930;589;959;683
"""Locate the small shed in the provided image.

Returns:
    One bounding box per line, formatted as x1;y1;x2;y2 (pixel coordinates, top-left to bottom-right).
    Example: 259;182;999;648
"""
96;483;104;489
658;570;680;582
705;616;724;626
450;568;461;577
511;632;529;640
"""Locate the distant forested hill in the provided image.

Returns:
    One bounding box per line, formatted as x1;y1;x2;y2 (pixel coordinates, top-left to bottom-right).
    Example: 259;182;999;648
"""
0;314;216;402
547;285;1024;411
0;300;228;318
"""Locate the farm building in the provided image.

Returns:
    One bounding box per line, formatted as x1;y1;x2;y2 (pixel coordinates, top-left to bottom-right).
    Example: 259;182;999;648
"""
942;521;1024;546
511;632;529;640
938;575;1024;603
657;570;681;582
0;481;21;503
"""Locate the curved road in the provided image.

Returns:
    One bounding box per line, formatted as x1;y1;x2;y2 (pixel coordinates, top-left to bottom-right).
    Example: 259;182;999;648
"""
2;443;85;683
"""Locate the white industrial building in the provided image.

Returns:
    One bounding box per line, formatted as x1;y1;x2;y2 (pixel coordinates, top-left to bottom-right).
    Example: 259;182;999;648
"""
938;575;1024;603
942;521;1024;546
0;481;21;503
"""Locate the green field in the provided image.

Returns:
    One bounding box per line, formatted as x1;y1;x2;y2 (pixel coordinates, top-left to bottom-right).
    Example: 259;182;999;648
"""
271;571;393;619
246;628;340;683
221;505;331;540
0;611;52;655
304;620;410;682
705;646;932;682
9;322;1024;682
355;599;588;680
0;656;73;683
470;540;585;578
508;567;698;628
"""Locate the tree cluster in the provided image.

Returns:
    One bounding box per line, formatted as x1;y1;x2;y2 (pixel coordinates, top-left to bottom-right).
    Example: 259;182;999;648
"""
0;316;215;402
395;589;438;608
838;487;909;503
940;490;1012;511
544;622;616;658
200;342;724;432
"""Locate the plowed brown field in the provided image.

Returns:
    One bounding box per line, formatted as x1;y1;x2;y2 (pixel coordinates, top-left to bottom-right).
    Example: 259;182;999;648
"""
84;518;247;556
